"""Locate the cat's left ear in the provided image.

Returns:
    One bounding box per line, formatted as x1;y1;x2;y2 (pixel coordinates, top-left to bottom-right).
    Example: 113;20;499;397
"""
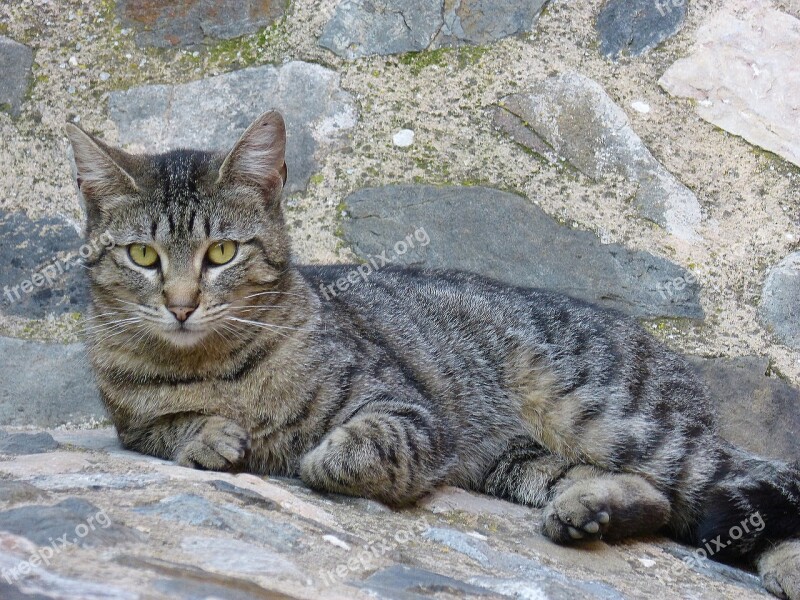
217;110;288;202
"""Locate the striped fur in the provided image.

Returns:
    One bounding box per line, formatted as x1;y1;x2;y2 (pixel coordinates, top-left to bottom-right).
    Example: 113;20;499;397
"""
68;112;800;599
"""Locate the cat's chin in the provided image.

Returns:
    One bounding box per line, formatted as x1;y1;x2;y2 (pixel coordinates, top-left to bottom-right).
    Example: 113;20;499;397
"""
159;328;208;349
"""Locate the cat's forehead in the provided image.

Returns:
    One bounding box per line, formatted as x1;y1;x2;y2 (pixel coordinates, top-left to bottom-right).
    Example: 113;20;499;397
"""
144;149;219;205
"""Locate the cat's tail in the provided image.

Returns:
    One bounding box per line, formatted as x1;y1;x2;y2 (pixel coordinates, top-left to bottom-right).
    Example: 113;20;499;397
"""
684;443;800;563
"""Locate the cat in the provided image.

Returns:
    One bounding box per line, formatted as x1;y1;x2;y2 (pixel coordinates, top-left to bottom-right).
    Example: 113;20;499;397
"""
66;111;800;599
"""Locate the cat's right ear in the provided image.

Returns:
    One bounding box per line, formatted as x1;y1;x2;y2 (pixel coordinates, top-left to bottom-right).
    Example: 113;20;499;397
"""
65;124;139;226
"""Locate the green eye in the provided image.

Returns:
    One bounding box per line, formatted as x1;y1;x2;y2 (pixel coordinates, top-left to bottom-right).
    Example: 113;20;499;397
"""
128;244;159;268
207;240;238;266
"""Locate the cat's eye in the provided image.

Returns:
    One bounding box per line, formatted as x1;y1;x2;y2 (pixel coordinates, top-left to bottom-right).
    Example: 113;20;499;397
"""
206;240;238;266
128;244;159;268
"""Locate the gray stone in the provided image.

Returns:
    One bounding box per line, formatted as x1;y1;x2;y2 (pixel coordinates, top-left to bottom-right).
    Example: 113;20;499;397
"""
341;185;703;319
356;564;501;599
424;528;626;599
108;62;358;195
0;210;91;318
690;356;800;463
0;431;58;455
319;0;549;59
181;536;307;581
0;36;33;118
495;73;702;241
0;338;105;428
134;493;303;551
659;1;800;168
116;0;286;48
596;0;687;59
760;252;800;350
0;481;50;505
0;498;141;547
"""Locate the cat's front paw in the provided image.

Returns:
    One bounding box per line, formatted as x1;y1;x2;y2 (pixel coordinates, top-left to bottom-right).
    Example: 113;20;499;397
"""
175;416;250;471
759;540;800;600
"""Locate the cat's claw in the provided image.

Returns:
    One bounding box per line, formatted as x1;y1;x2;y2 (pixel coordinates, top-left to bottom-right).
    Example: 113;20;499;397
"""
175;416;250;471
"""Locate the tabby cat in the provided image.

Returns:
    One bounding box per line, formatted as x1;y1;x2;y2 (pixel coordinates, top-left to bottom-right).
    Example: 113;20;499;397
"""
66;111;799;598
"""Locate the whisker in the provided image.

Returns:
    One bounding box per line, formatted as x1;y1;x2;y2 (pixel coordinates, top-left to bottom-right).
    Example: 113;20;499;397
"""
241;290;307;300
226;316;317;333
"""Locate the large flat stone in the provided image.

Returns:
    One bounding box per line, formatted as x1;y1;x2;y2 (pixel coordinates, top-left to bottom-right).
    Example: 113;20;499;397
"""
690;356;800;463
0;338;105;428
596;0;687;59
117;0;286;48
760;252;800;350
495;73;702;241
109;62;358;194
0;210;91;318
319;0;549;59
659;0;800;168
0;36;33;118
341;185;704;319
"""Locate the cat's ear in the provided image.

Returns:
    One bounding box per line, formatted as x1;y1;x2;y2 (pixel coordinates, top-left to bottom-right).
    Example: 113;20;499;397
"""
66;124;139;225
217;110;288;202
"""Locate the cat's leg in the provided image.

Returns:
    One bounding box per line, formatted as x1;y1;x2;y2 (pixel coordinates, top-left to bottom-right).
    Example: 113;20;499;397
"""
681;445;800;600
758;540;800;600
299;395;455;507
118;413;250;470
482;437;671;542
542;466;671;543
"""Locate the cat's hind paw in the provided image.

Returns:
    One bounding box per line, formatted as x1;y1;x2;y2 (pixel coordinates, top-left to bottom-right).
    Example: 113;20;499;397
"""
759;540;800;600
541;474;670;544
542;481;611;543
175;416;250;471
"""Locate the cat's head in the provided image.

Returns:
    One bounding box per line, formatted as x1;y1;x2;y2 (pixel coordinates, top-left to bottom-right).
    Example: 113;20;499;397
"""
66;111;293;350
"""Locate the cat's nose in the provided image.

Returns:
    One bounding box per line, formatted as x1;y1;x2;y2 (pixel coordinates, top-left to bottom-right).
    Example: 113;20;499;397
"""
168;305;197;323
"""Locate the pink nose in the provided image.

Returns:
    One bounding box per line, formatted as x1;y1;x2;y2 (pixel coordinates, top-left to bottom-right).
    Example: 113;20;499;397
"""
168;305;197;322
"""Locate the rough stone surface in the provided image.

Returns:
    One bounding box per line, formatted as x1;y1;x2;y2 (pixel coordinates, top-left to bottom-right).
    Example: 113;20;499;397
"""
0;430;58;455
690;356;800;463
0;337;105;428
0;498;141;547
319;0;549;59
495;73;702;240
0;481;50;505
0;210;91;318
341;185;703;319
0;427;777;599
135;493;304;551
356;564;501;599
760;252;800;350
596;0;687;59
108;62;358;194
117;0;286;48
0;36;33;118
659;0;800;168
